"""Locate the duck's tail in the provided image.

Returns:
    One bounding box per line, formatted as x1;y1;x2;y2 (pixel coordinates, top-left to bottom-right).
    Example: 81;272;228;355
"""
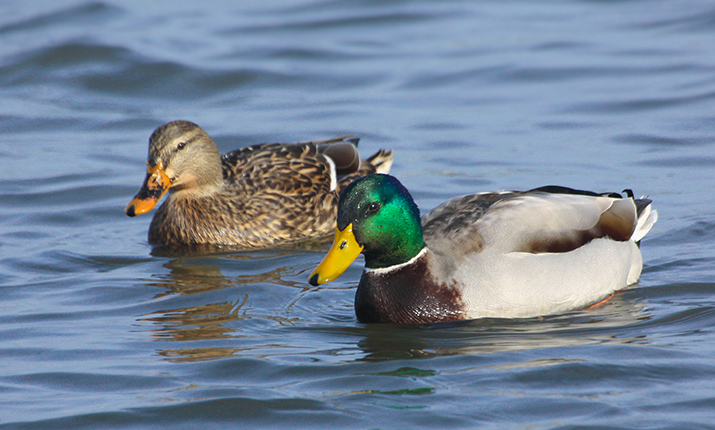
364;149;393;174
632;198;658;243
334;149;393;192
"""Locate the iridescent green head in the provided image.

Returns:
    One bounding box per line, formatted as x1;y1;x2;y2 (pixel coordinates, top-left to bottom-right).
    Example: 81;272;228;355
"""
337;174;425;269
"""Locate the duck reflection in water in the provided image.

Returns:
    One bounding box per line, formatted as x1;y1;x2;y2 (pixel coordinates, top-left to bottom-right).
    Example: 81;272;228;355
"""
138;249;318;363
138;247;651;363
351;291;651;362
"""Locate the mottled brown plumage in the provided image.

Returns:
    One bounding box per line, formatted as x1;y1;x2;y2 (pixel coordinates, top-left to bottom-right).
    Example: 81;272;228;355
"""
125;120;393;248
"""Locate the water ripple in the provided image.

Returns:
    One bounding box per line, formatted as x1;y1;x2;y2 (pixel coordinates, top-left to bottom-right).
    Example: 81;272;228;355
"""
0;2;120;36
2;0;715;428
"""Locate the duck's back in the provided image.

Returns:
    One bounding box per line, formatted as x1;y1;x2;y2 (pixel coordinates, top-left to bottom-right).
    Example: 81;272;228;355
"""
221;142;333;197
422;186;653;256
419;186;657;319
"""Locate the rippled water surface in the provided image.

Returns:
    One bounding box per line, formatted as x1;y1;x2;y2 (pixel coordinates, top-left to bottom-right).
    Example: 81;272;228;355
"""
2;1;715;429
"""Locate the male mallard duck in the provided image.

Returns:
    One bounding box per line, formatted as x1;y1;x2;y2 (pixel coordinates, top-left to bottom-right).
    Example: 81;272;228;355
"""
309;174;657;324
125;120;393;247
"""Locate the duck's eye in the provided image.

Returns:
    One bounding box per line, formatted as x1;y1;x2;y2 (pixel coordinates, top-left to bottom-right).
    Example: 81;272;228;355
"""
177;142;186;150
367;202;381;214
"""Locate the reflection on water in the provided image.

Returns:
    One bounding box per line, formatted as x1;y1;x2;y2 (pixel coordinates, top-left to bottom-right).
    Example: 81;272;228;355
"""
146;255;311;298
146;239;332;298
148;260;234;298
139;249;321;362
142;295;250;341
142;258;653;363
148;235;333;259
351;293;651;362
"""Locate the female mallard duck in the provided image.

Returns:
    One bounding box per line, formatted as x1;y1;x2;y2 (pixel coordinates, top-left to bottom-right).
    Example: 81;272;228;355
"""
125;120;393;247
309;174;657;324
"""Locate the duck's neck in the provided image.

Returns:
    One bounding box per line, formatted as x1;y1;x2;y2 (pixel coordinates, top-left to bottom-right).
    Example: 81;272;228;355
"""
170;179;223;199
170;159;224;199
363;242;425;269
356;249;465;324
361;220;425;270
364;247;428;275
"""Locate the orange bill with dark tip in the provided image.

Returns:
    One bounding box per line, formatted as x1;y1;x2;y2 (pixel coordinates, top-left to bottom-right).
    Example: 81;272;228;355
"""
309;223;364;286
125;162;171;217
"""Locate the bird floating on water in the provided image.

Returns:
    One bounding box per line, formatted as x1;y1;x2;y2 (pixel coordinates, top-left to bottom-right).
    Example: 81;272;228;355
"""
309;173;657;324
125;120;393;248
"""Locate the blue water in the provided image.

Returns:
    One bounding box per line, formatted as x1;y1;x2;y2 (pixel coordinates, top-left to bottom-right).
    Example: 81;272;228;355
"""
2;1;715;429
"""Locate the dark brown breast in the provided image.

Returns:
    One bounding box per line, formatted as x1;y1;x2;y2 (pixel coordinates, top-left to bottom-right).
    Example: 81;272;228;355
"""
354;253;466;324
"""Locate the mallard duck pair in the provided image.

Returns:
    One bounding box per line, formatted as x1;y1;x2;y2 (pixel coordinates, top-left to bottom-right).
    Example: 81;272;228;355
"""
127;121;657;324
125;120;393;247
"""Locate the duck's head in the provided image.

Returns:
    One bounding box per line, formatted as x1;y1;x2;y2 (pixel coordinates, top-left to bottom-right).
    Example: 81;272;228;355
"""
125;120;222;217
309;174;425;286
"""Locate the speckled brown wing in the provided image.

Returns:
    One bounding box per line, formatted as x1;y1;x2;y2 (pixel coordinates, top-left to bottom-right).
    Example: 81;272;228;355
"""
220;142;334;196
149;183;340;247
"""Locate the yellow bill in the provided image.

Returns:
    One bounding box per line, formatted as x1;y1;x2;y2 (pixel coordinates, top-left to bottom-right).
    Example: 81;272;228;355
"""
309;223;364;286
125;162;171;217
